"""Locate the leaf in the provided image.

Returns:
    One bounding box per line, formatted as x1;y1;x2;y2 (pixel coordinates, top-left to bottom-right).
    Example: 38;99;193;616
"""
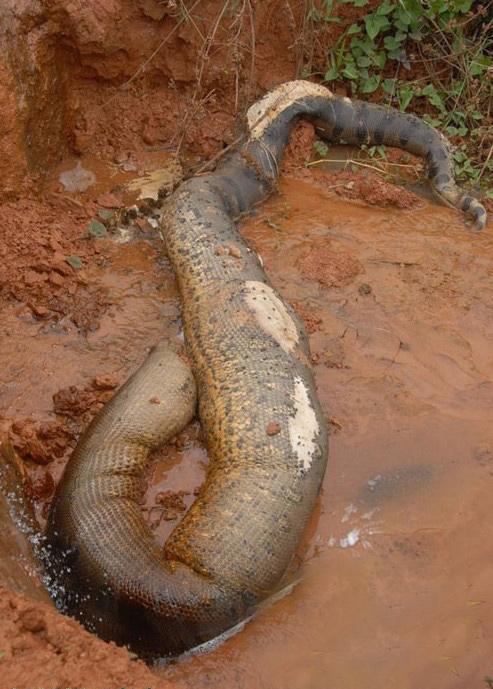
324;64;339;81
373;51;387;69
347;23;361;35
364;14;390;40
486;190;493;200
420;84;445;112
398;84;414;111
360;74;381;93
313;141;329;157
423;114;442;127
342;63;359;80
384;35;403;51
376;0;394;15
453;0;473;12
66;255;83;270
394;18;410;32
470;55;492;77
394;7;412;26
88;219;108;237
382;78;396;94
357;55;371;68
445;126;460;136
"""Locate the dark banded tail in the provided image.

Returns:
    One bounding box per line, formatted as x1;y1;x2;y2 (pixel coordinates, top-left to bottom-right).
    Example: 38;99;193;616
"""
245;82;487;231
314;96;487;231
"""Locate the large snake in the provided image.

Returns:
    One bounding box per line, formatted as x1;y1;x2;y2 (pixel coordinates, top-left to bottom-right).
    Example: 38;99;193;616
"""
45;81;487;660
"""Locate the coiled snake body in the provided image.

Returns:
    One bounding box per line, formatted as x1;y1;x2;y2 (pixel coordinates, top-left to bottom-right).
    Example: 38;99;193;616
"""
45;82;487;659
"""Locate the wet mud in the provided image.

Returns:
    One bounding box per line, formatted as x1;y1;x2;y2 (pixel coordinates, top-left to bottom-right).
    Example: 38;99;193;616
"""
1;153;492;686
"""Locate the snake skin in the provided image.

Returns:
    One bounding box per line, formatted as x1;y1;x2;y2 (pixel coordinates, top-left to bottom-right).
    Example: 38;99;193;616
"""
45;81;486;661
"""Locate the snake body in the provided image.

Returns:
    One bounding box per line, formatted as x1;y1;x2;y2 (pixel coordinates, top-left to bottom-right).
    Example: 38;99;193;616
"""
45;82;486;660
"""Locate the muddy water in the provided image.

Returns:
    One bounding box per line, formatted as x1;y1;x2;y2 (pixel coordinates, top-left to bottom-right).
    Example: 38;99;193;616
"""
1;170;492;687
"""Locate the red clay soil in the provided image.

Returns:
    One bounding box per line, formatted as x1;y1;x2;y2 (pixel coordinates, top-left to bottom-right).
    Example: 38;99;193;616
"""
297;248;362;288
0;586;182;689
0;197;110;329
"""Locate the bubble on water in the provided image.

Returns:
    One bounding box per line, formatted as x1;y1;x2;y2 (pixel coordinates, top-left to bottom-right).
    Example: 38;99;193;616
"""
339;529;360;549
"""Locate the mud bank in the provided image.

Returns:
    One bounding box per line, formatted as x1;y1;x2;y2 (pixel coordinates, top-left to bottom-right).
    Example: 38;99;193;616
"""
0;585;183;689
0;0;311;199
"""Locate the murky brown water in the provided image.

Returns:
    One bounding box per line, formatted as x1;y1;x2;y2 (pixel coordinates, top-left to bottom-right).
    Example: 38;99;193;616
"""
1;169;492;688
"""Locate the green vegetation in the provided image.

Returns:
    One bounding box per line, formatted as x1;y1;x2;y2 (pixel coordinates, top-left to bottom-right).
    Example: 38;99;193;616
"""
306;0;493;194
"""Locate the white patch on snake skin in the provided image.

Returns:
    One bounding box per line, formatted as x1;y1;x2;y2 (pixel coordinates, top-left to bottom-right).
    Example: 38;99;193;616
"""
247;81;333;140
289;376;319;473
343;96;352;104
244;281;298;353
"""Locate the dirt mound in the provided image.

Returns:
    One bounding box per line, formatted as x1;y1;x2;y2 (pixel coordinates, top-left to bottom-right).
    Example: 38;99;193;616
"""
298;248;362;288
0;586;182;689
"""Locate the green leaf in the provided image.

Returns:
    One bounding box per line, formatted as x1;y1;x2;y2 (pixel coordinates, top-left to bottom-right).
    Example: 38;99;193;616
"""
398;84;414;111
324;64;339;81
357;55;371;68
384;35;403;51
66;255;83;270
387;49;403;61
98;209;113;221
364;14;390;40
343;63;360;80
470;55;492;76
485;190;493;200
445;126;459;136
453;0;473;12
373;51;387;69
394;8;412;26
360;74;381;93
376;1;394;15
88;219;107;238
313;140;329;157
423;114;442;127
394;18;409;32
420;84;445;112
382;78;396;94
347;23;361;35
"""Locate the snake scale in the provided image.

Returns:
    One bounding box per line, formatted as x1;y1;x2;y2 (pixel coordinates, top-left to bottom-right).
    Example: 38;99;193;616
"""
45;81;487;660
